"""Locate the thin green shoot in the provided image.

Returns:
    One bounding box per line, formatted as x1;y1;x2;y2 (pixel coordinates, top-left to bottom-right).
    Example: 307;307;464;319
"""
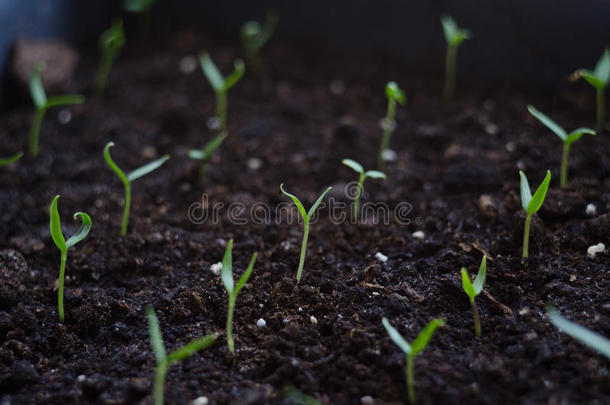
571;48;610;128
145;306;217;405
241;11;279;72
441;15;471;103
519;170;551;258
378;81;406;168
49;195;92;323
342;159;386;222
0;152;23;166
29;62;85;157
461;255;487;338
188;131;227;178
93;19;125;97
527;105;595;188
382;317;445;405
280;184;332;287
547;306;610;360
103;142;170;236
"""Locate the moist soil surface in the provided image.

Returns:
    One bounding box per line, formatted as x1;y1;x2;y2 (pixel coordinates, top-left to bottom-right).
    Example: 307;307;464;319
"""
0;29;609;405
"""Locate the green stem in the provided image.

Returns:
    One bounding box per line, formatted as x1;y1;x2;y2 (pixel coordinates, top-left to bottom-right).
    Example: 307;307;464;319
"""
121;181;131;237
227;295;236;353
216;91;228;133
199;160;209;179
406;354;416;405
58;250;67;322
93;56;113;97
522;214;532;258
472;300;481;338
443;45;457;103
29;108;46;157
295;221;310;287
597;86;605;129
560;143;570;188
378;98;396;168
352;175;365;223
153;362;167;405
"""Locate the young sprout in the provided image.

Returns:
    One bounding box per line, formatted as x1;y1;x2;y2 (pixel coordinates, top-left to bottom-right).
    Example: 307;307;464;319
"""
527;105;595;188
571;48;610;128
547;306;610;360
123;0;155;12
377;81;406;168
29;62;85;157
519;170;551;258
280;184;332;287
241;11;279;72
342;159;386;221
199;52;245;133
382;317;445;405
220;239;257;353
49;195;92;323
188;132;227;178
103;142;170;236
0;152;23;166
461;255;487;338
441;15;471;103
146;306;217;405
93;19;125;97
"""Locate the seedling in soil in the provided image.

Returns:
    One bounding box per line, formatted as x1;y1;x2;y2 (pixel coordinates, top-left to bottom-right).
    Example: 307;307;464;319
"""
199;52;245;133
49;195;92;323
461;255;487;338
280;184;332;287
93;19;125;97
0;152;23;166
441;15;471;103
188;131;227;178
378;81;406;168
547;306;610;360
527;105;595;188
145;306;217;405
342;158;386;221
241;11;279;72
29;62;85;157
571;48;610;128
103;142;170;236
382;317;445;405
519;169;551;258
220;239;258;353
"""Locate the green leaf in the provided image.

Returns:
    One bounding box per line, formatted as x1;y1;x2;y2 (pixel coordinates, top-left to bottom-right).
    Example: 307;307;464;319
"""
103;142;129;186
100;19;125;58
342;159;364;174
364;170;386;179
241;11;279;52
547;306;610;360
527;105;567;141
222;59;245;92
199;52;225;93
204;132;228;155
65;212;92;249
145;306;167;364
45;94;85;109
385;81;406;105
127;154;170;182
565;128;595;146
280;184;307;221
221;239;234;294
472;255;487;295
519;170;532;211
49;195;66;252
29;62;47;109
594;48;610;85
579;70;605;89
167;333;218;364
526;170;551;215
0;152;23;166
382;317;411;355
440;15;471;47
461;267;476;302
123;0;155;12
235;252;257;295
411;318;445;356
307;186;332;219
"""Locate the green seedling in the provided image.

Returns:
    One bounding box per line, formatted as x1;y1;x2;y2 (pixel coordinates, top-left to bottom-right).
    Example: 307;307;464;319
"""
519;170;551;258
378;81;406;168
547;306;610;360
441;15;471;103
382;317;445;405
49;195;92;323
571;48;610;128
188;132;227;178
29;62;85;157
220;239;257;353
146;306;217;405
93;19;125;97
461;255;487;338
0;152;23;166
280;184;332;287
342;159;386;221
103;142;170;236
123;0;155;12
527;105;595;188
241;11;279;72
199;52;245;133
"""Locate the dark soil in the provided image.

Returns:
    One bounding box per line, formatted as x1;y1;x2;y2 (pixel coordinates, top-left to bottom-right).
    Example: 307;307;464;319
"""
0;28;609;405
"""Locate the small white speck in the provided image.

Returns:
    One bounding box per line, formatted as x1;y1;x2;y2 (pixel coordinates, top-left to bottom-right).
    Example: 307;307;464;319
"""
309;315;318;325
206;116;221;130
585;203;597;216
256;318;266;328
329;79;345;95
191;396;209;405
587;243;605;259
77;375;86;382
57;109;72;124
516;160;526;170
375;252;388;263
379;118;397;132
179;55;197;74
485;123;498;135
210;262;222;276
283;317;290;324
258;303;263;308
247;157;262;170
280;240;292;251
298;307;303;312
372;291;380;297
519;307;530;316
505;142;516;152
412;231;425;240
361;396;375;405
381;148;397;162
